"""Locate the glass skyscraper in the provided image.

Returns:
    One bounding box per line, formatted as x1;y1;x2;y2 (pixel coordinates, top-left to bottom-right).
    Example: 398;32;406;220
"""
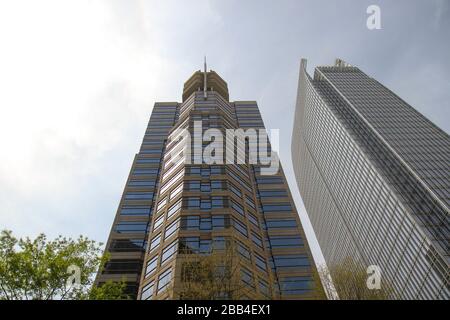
292;58;449;299
95;65;321;299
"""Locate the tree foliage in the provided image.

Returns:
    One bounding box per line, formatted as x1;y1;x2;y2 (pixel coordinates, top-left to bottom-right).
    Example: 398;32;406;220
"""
177;244;260;300
0;230;128;300
316;257;394;300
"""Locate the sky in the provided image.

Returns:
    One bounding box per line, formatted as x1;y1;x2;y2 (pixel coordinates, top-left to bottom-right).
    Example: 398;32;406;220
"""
0;0;448;267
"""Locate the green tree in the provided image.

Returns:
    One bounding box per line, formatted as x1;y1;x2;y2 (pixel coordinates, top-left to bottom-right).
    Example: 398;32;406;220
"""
0;230;128;300
316;257;395;300
176;242;267;300
88;280;129;300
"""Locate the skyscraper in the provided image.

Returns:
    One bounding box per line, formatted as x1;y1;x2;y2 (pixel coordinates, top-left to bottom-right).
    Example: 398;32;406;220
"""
95;63;321;300
292;58;449;299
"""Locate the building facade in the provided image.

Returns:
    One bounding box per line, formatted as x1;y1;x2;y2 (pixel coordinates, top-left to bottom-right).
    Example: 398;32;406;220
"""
95;66;321;299
292;58;449;299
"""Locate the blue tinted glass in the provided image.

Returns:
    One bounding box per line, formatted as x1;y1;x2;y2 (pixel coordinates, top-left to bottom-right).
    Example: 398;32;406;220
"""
145;256;158;276
179;237;199;253
233;220;247;236
212;215;225;229
120;206;150;216
262;204;292;212
161;241;178;264
125;192;153;200
279;276;313;295
274;255;310;268
133;168;158;175
128;180;156;187
269;236;303;247
115;222;148;233
266;219;297;228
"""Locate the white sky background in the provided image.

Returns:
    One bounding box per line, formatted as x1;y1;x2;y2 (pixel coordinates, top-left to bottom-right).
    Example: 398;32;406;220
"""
0;0;448;266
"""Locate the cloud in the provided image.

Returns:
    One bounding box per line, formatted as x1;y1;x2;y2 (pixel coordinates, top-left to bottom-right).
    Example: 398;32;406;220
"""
0;0;232;240
0;0;170;238
0;0;448;267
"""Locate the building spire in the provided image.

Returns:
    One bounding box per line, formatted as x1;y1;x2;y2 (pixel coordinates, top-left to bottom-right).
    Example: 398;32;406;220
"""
203;56;208;99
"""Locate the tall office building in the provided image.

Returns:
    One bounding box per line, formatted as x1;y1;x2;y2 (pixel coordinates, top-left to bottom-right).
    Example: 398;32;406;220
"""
292;58;449;299
95;63;321;299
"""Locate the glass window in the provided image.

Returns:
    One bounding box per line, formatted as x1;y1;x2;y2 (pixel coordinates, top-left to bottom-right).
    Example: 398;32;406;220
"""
149;234;161;252
201;168;210;177
179;237;199;254
245;196;255;209
157;268;172;293
212;196;226;208
188;180;200;191
212;215;228;229
228;170;252;192
132;168;158;175
136;158;160;164
103;259;141;274
145;256;158;277
128;180;155;187
255;254;267;272
188;166;200;175
153;215;164;231
201;182;211;192
233;219;247;236
162;157;184;182
125;192;153;200
211;166;224;175
247;213;258;227
258;190;288;198
186;197;200;209
141;281;154;300
279;276;313;295
139;149;162;155
115;222;148;233
229;183;242;198
262;203;292;212
167;199;182;218
161;240;178;264
120;206;150;216
169;183;183;200
199;217;212;230
255;177;283;184
211;180;224;190
110;239;146;252
156;197;168;212
160;169;184;195
251;233;263;248
273;255;310;268
199;239;212;254
232;165;249;178
231;201;244;216
269;235;304;248
241;268;254;287
258;280;269;297
236;241;250;261
266;219;297;228
164;218;180;240
181;216;200;230
200;199;211;210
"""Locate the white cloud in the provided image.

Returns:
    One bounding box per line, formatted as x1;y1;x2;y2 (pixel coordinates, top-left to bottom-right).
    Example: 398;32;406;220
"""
0;0;172;237
0;0;229;240
0;0;447;269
